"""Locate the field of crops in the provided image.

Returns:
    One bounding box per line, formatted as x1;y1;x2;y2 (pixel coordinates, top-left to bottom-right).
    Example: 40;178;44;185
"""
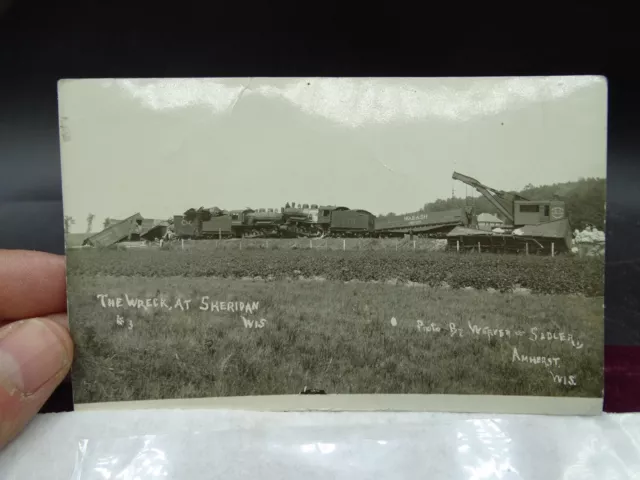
165;237;449;252
67;247;604;296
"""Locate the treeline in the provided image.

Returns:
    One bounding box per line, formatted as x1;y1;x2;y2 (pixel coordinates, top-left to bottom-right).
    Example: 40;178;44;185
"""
381;177;606;230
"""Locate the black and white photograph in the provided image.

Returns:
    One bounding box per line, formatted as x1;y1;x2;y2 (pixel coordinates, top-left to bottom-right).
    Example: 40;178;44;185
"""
58;76;607;414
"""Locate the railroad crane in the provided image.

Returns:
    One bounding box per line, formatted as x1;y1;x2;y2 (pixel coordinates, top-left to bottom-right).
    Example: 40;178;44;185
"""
447;171;573;255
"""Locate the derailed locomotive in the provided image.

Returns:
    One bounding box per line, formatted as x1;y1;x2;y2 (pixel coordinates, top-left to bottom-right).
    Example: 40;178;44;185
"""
172;203;476;240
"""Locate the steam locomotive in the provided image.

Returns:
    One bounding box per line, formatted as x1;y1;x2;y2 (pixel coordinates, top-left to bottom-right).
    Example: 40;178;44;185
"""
172;203;475;240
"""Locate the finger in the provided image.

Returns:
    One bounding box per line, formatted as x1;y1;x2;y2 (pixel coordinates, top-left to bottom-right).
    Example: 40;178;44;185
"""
0;250;67;323
0;314;73;450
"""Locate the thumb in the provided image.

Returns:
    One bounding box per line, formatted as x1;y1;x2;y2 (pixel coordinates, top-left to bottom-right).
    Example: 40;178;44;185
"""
0;314;73;450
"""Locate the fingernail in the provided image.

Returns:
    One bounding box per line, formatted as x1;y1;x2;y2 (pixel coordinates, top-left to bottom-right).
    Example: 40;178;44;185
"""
0;319;70;396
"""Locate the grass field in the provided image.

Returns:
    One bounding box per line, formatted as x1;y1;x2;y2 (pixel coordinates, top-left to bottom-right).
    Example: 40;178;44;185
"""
67;270;604;403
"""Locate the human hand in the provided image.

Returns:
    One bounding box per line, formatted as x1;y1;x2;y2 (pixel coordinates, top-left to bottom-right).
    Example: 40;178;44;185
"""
0;249;73;450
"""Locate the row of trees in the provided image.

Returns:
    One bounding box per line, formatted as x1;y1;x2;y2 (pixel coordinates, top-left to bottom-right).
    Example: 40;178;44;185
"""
380;177;606;230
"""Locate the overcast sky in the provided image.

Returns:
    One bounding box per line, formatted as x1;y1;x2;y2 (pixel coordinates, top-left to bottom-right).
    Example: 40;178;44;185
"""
58;76;607;233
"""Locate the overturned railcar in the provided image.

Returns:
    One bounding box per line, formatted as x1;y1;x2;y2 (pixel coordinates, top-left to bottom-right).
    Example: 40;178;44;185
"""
82;213;144;247
373;207;476;238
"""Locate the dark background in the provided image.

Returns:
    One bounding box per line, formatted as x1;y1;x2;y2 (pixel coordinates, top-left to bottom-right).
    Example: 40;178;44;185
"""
1;3;638;412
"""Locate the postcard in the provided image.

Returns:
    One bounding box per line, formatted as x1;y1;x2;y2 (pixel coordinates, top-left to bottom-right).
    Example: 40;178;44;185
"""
57;76;607;414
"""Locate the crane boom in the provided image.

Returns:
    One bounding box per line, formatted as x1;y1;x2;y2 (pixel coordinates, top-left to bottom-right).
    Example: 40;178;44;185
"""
452;171;529;224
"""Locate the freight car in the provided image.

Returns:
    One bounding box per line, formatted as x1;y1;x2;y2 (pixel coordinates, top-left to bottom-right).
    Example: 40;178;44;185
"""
173;213;234;239
373;207;476;238
82;213;145;246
